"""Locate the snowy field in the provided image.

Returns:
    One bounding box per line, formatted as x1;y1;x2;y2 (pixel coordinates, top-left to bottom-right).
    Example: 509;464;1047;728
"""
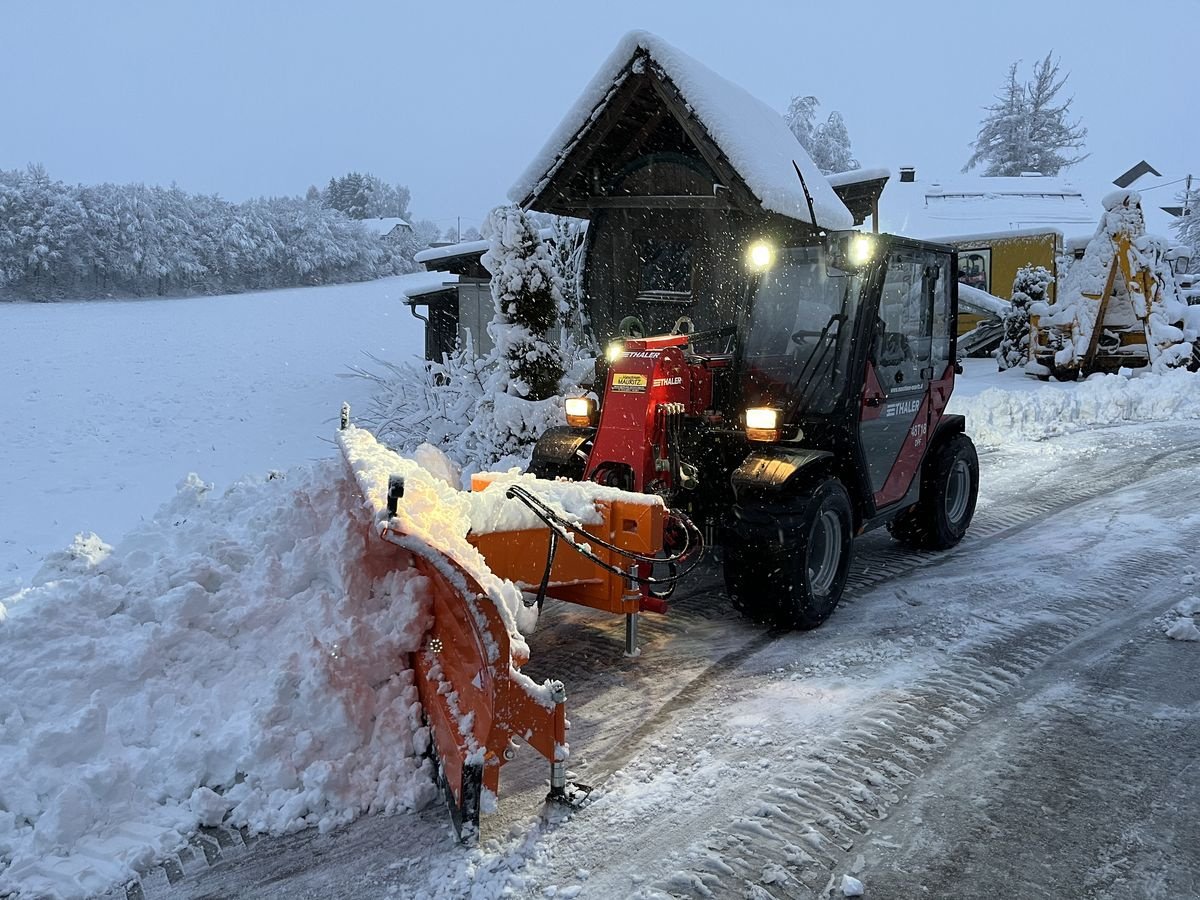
0;279;424;594
2;285;1200;899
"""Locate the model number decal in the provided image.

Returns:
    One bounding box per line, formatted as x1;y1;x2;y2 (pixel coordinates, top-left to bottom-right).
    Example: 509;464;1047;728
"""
612;373;648;393
885;399;921;417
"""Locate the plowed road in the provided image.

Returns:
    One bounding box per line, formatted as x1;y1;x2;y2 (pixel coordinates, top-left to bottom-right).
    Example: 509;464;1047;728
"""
123;420;1200;900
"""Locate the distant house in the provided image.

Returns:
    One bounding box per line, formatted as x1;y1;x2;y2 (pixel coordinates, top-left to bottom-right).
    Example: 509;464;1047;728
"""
1112;161;1193;230
867;168;1104;309
404;240;493;361
357;217;413;243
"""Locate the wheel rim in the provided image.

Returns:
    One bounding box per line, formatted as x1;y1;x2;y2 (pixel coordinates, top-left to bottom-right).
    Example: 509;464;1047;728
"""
945;458;971;526
806;509;842;595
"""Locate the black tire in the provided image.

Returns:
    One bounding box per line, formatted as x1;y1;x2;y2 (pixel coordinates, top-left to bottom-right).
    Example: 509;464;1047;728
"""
1052;365;1078;382
888;433;979;550
723;478;854;630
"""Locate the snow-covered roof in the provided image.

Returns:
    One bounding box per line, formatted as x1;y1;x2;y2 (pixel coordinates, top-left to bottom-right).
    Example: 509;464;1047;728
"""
826;167;891;189
414;239;490;266
509;30;853;230
356;217;411;236
395;270;459;301
874;172;1101;241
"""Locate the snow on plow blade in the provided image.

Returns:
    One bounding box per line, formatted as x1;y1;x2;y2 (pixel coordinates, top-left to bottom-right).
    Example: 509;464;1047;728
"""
336;422;663;838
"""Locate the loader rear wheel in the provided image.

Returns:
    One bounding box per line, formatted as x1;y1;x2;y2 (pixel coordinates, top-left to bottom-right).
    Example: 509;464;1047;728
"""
888;433;979;551
723;478;854;631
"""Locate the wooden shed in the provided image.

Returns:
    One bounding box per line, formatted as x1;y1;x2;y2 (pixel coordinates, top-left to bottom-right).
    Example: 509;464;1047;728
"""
509;31;872;345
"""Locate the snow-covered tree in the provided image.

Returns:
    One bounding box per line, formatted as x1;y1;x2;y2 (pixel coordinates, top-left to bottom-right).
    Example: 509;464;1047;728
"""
784;95;819;150
481;205;566;402
964;54;1087;177
0;165;418;300
784;95;858;175
1024;53;1089;175
809;111;858;175
1173;186;1200;257
354;210;589;474
997;263;1052;370
547;216;594;364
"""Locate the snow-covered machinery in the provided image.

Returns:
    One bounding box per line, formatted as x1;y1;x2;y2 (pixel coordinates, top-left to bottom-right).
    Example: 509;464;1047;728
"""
1028;190;1198;379
336;230;986;840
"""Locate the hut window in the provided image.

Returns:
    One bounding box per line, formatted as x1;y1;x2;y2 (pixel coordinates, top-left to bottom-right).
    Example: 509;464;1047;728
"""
637;237;694;303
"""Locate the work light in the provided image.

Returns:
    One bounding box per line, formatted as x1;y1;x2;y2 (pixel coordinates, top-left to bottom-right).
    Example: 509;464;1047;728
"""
745;407;781;442
747;241;774;271
565;396;598;428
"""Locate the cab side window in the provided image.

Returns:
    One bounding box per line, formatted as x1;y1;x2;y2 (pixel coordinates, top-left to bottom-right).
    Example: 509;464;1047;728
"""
875;254;925;387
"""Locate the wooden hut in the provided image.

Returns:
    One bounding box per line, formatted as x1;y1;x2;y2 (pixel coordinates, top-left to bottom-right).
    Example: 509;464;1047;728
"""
509;31;880;345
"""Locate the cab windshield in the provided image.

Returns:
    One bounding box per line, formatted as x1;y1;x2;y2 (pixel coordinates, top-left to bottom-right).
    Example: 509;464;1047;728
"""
742;246;863;415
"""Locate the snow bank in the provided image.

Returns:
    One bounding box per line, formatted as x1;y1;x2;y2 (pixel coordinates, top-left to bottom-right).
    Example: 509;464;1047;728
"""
949;368;1200;448
0;463;437;899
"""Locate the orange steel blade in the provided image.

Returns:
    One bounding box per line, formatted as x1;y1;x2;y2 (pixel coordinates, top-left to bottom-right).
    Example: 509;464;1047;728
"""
338;428;569;840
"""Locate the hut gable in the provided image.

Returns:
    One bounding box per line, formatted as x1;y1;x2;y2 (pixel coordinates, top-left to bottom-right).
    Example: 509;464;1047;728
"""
510;30;852;230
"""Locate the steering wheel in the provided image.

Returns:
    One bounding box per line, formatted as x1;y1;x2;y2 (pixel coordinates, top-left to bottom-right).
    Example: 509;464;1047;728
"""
790;329;826;343
791;314;845;346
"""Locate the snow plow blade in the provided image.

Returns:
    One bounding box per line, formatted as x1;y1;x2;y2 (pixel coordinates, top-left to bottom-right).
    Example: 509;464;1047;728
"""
337;424;572;840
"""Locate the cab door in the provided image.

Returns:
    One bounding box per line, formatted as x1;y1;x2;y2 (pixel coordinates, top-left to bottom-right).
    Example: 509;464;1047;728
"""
859;247;947;509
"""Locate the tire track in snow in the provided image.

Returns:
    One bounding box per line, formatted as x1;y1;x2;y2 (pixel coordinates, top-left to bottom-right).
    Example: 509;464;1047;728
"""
610;560;1179;899
500;439;1200;818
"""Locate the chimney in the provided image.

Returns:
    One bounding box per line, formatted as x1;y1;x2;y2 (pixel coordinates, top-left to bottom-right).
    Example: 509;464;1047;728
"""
899;167;916;183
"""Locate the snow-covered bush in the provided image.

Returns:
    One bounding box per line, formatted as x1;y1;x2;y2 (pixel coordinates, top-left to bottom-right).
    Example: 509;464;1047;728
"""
997;264;1052;371
353;208;590;477
481;205;567;401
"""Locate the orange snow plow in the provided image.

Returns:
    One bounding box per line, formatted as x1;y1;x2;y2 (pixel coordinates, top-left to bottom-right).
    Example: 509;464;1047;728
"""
336;415;679;837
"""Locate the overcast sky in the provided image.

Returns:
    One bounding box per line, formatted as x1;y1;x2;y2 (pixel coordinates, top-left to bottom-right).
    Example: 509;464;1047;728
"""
3;0;1195;231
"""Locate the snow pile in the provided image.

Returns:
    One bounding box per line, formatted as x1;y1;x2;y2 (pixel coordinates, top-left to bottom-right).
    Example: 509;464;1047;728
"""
509;30;852;229
0;462;438;899
948;367;1200;447
1162;566;1200;640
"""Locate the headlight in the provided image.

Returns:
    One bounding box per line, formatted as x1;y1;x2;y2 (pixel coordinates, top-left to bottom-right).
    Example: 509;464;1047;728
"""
747;240;774;271
848;233;875;267
565;396;598;428
605;342;624;363
745;407;781;442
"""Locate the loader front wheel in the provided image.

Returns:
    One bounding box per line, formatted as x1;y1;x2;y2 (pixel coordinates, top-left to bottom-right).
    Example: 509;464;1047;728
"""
723;478;854;631
888;433;979;551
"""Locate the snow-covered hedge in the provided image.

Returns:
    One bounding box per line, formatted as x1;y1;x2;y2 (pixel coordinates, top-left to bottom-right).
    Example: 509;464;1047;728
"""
0;166;423;301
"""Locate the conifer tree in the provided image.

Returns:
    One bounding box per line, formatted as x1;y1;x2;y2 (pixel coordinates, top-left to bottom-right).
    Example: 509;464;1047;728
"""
480;204;565;401
965;54;1087;176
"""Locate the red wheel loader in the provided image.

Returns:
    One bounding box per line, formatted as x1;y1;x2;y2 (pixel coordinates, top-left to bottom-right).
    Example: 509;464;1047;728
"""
529;230;979;630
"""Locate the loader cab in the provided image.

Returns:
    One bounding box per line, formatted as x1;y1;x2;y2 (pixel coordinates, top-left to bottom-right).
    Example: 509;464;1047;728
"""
725;232;973;633
736;231;959;517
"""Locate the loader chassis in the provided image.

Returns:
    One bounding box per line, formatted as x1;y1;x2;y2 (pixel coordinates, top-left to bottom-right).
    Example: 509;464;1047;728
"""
532;231;980;628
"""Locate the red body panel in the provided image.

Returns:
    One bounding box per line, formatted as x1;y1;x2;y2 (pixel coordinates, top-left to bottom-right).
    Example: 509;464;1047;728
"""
587;335;713;493
870;362;956;508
